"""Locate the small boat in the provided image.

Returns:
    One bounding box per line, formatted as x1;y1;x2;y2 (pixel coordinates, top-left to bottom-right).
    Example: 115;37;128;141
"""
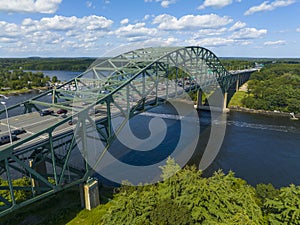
290;112;299;120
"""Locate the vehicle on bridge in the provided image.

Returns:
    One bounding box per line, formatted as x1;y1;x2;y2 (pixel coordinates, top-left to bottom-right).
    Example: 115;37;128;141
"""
11;128;26;135
57;109;68;114
40;109;54;116
0;134;17;145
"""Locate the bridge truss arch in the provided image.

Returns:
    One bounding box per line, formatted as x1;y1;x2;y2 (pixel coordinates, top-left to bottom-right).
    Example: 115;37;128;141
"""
0;46;253;216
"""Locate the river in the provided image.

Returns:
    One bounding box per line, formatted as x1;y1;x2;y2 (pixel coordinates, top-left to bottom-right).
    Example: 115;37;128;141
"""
2;71;300;188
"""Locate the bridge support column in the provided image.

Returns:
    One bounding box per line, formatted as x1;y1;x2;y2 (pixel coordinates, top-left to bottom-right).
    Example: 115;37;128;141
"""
222;92;229;113
29;159;47;193
235;75;240;91
195;90;203;110
80;178;100;210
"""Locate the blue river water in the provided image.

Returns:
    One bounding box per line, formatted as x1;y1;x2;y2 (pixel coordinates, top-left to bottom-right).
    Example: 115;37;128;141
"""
205;111;300;188
2;71;300;188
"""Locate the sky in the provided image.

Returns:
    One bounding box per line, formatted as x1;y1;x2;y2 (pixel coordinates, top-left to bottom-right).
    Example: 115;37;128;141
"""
0;0;299;58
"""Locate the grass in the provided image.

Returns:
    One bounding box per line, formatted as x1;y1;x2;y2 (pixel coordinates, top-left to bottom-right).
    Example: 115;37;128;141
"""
228;90;248;107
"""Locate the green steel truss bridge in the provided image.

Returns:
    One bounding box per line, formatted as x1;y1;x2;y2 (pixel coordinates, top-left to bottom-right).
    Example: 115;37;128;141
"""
0;46;257;215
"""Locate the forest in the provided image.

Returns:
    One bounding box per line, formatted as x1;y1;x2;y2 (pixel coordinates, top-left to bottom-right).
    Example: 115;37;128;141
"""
241;63;300;114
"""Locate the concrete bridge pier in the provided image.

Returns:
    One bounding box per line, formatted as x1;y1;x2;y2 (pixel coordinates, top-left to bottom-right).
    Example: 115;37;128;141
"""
29;159;48;194
236;75;240;91
80;178;100;210
222;92;229;113
195;90;203;110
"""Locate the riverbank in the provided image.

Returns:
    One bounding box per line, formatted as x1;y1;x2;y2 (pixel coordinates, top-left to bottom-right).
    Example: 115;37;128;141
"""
0;87;50;97
229;105;300;119
228;85;299;119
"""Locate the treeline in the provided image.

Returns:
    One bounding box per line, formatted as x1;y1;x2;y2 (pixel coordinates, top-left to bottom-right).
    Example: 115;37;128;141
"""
0;57;96;71
220;57;300;70
242;63;300;113
99;158;300;224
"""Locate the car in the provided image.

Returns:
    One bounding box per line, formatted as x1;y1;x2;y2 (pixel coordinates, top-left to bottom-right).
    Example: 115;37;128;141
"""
57;109;68;114
11;128;26;135
68;118;77;125
40;109;54;116
0;134;17;145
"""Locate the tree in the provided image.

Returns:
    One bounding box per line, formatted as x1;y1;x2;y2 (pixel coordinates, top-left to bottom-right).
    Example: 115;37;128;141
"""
264;184;300;224
52;76;58;83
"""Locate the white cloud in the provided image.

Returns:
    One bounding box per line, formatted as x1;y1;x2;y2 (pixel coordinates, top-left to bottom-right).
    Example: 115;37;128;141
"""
244;0;295;15
161;0;176;8
0;0;62;14
21;15;113;32
152;14;233;30
230;28;267;39
120;18;129;25
192;28;227;39
145;0;177;8
187;37;235;47
0;15;114;56
296;28;300;32
198;0;233;9
264;40;286;46
229;21;246;31
143;15;151;21
114;23;158;42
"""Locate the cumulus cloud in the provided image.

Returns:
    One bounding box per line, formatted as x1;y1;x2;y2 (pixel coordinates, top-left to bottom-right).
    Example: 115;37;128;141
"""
152;14;233;30
230;27;267;39
0;15;114;56
264;40;286;46
114;23;158;42
22;15;113;32
120;18;129;25
0;0;62;14
198;0;233;9
192;28;227;39
186;37;236;48
244;0;295;15
144;0;176;8
229;21;246;31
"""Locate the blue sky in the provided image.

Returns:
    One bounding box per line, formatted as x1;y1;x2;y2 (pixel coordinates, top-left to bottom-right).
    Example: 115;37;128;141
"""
0;0;299;58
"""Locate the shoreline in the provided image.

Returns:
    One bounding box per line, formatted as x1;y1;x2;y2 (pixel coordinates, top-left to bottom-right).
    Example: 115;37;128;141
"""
229;106;300;119
0;87;50;97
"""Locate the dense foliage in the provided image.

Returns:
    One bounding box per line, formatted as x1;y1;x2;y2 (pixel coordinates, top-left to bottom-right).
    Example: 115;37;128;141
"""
0;177;31;205
98;158;300;225
2;159;300;224
241;63;300;113
0;69;54;91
